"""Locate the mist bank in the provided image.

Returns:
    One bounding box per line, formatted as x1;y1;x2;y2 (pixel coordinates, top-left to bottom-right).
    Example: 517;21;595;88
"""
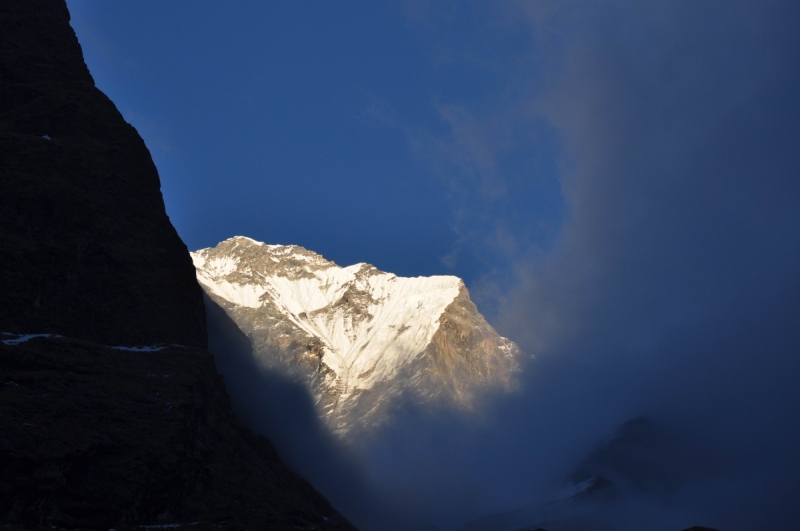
204;283;797;530
487;0;800;528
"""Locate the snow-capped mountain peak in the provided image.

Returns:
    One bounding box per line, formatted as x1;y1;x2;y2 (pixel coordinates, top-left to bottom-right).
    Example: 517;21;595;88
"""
192;236;520;435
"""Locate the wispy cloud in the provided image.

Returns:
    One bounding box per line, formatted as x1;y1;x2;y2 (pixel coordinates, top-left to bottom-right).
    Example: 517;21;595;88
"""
352;1;800;529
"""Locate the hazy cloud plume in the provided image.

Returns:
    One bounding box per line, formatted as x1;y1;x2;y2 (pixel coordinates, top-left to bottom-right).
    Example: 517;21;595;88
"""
209;1;800;529
356;1;800;528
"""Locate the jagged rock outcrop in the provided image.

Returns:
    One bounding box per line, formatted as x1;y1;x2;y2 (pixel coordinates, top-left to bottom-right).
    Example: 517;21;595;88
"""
193;236;521;436
0;2;356;529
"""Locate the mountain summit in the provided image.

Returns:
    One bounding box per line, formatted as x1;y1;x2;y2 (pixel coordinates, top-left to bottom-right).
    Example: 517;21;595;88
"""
193;236;521;435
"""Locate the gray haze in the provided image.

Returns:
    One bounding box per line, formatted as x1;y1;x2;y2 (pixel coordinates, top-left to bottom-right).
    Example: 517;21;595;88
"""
206;1;800;530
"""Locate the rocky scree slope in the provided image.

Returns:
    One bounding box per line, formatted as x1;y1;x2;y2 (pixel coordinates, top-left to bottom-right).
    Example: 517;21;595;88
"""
0;2;356;529
193;236;521;436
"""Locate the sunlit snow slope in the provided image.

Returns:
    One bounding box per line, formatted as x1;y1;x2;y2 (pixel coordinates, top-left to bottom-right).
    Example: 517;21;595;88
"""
192;236;520;435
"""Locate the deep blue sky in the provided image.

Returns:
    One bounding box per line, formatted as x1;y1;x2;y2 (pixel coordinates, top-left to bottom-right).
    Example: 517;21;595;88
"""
66;1;564;289
65;2;800;529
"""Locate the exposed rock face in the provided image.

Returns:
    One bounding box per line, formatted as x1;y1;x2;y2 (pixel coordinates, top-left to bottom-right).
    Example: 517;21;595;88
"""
193;236;521;436
0;0;205;348
0;2;356;529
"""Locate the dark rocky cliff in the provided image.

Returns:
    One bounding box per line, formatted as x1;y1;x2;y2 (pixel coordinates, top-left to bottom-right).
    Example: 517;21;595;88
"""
0;1;357;529
0;338;355;530
0;0;205;348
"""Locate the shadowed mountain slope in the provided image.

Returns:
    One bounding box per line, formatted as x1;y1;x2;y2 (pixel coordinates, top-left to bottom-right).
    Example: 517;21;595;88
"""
0;1;357;529
0;0;205;348
0;336;354;530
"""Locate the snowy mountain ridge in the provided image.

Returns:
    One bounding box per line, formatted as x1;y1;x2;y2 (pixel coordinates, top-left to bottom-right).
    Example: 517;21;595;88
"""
192;236;520;435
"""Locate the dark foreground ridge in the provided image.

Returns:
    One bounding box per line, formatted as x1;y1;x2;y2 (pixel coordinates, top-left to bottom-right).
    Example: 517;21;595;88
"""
0;1;356;529
0;0;205;348
0;336;352;530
